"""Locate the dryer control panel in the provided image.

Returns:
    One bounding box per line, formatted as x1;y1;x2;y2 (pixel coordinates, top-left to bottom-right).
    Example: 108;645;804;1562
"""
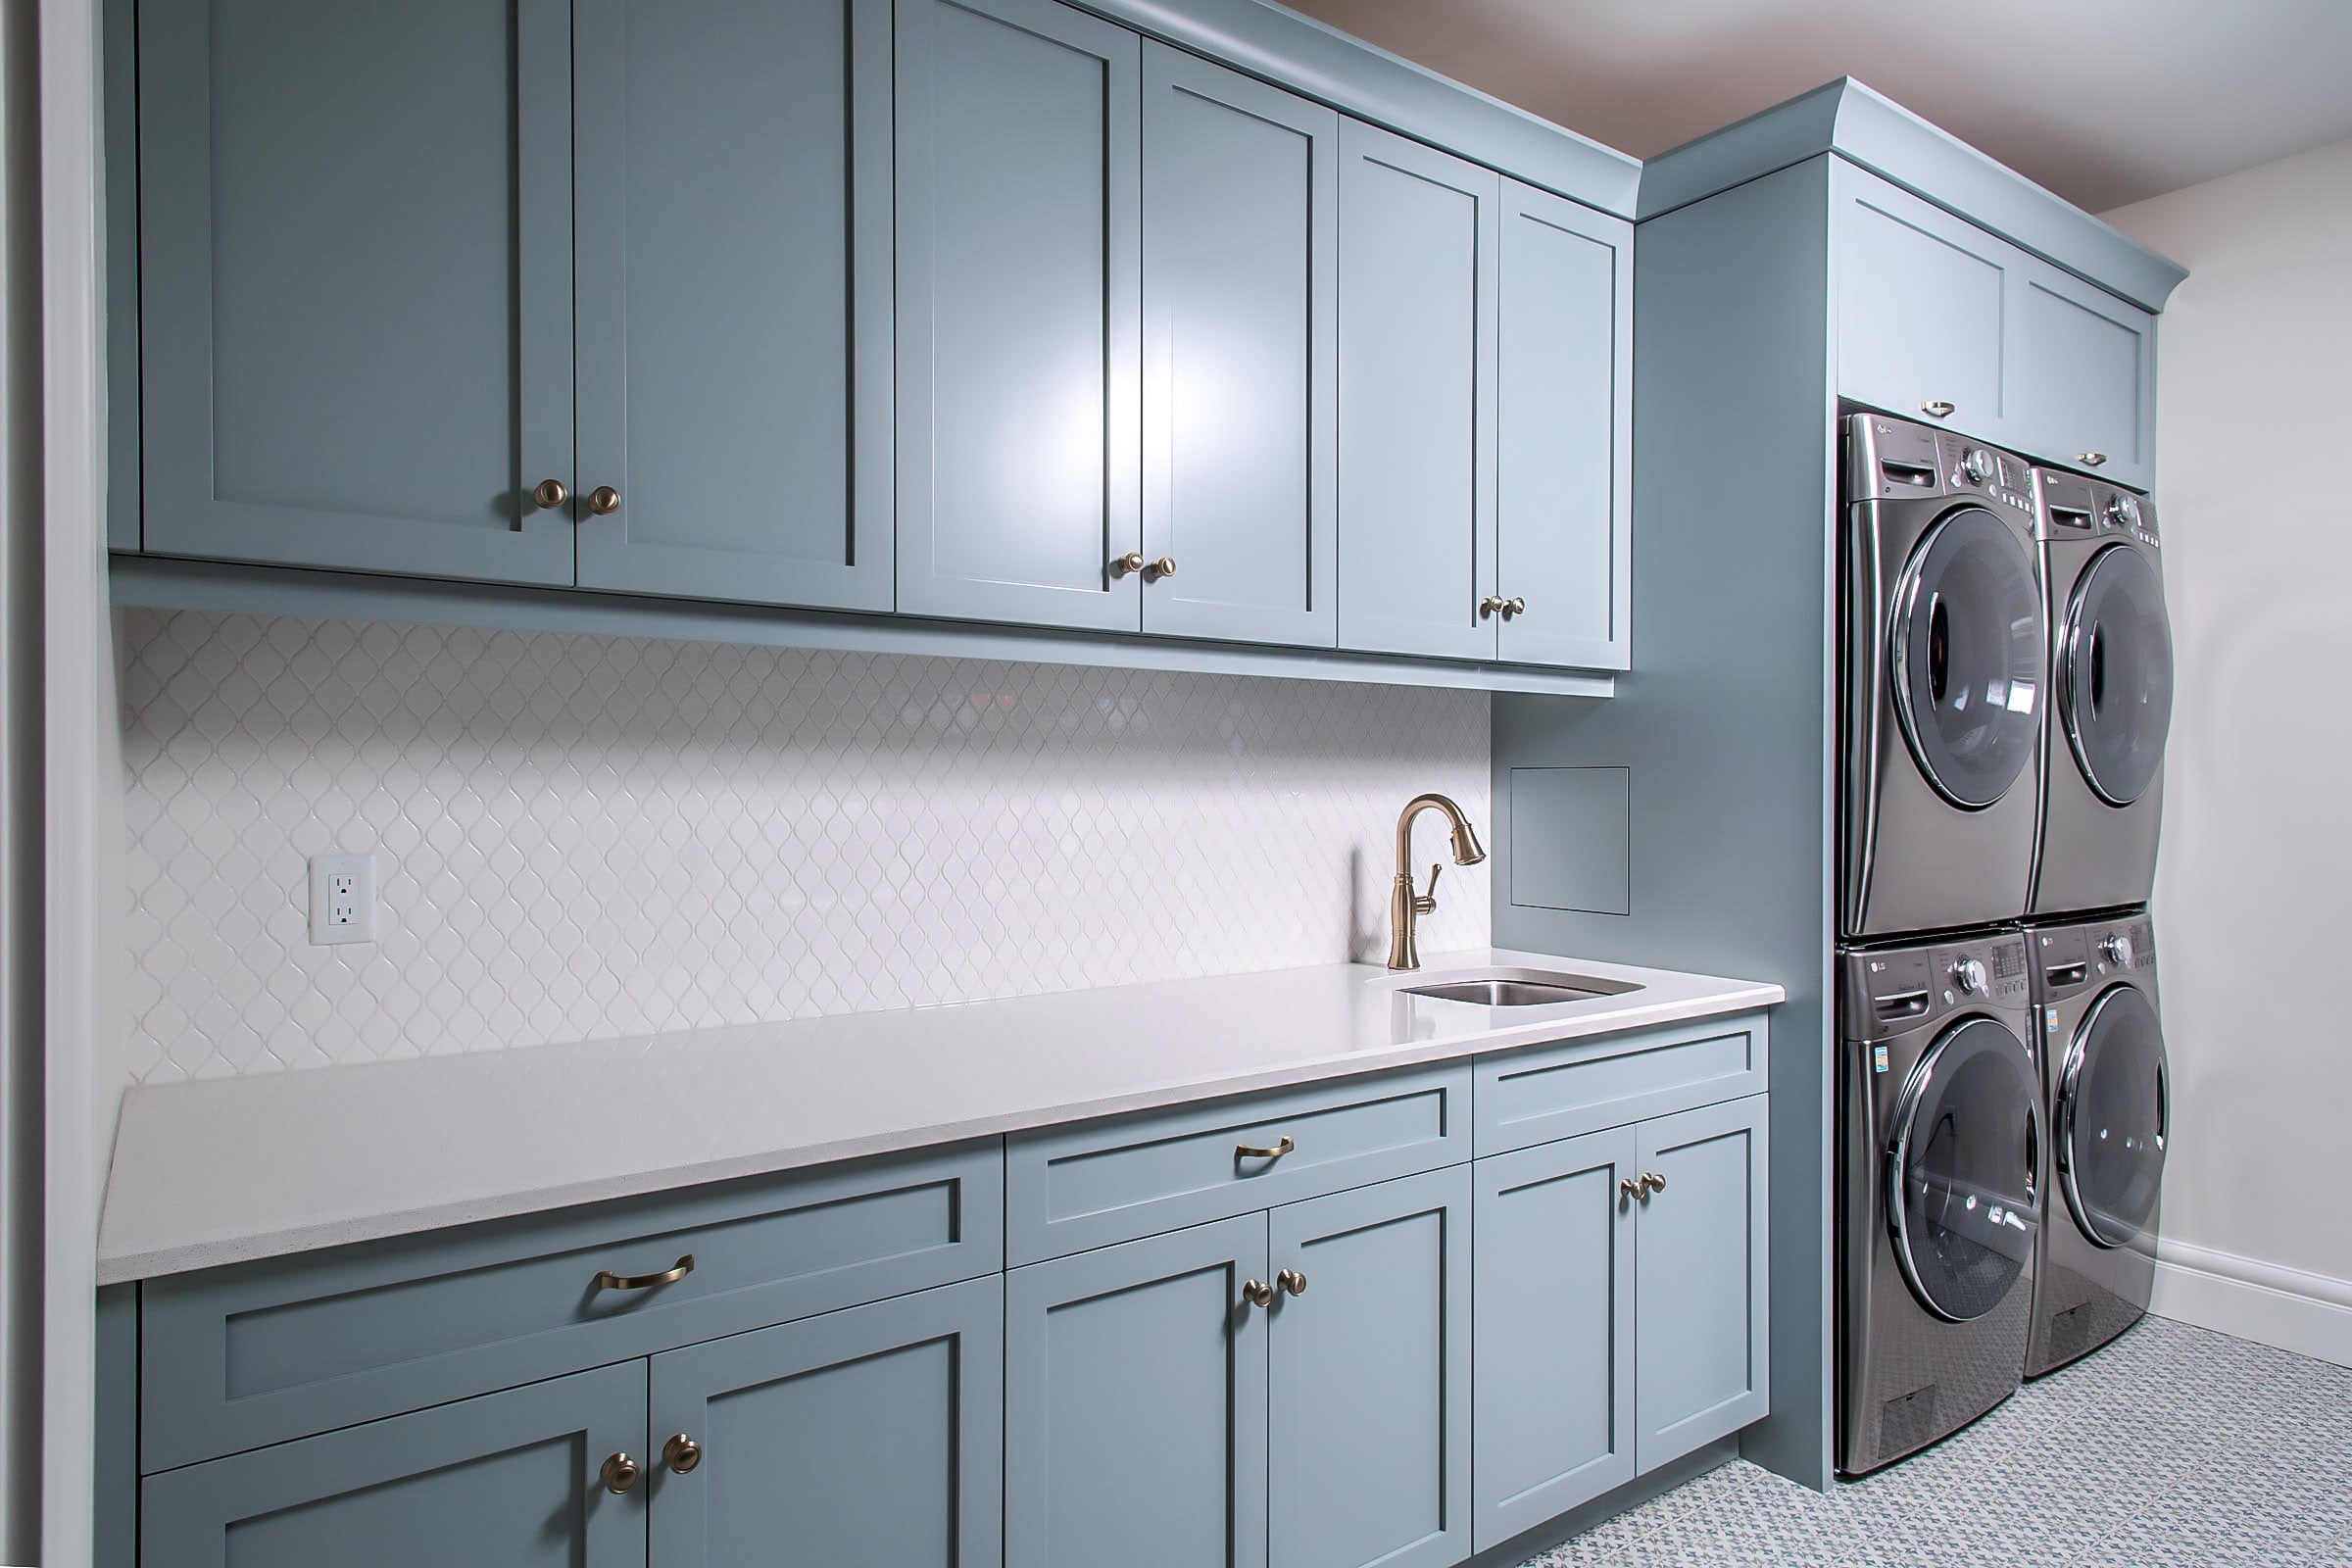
2035;469;2161;552
1842;930;2032;1037
1845;412;2036;519
2029;914;2158;1003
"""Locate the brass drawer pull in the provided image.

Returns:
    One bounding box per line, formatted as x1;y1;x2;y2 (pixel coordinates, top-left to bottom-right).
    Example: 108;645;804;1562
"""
2079;452;2108;467
1243;1278;1275;1308
1276;1267;1307;1298
1236;1135;1295;1162
1920;400;1956;418
601;1452;643;1494
594;1252;695;1292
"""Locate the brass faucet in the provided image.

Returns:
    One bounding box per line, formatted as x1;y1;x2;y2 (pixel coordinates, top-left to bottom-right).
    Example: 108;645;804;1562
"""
1388;793;1487;970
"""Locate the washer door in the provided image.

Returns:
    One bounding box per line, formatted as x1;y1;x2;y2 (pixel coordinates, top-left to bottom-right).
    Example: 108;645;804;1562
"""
1887;1015;2043;1322
2061;543;2174;807
1889;507;2043;808
2057;983;2169;1250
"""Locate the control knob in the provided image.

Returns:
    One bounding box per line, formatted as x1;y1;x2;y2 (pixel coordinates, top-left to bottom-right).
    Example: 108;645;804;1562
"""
1958;448;1994;485
2101;933;2134;968
1951;956;1988;995
2105;493;2140;529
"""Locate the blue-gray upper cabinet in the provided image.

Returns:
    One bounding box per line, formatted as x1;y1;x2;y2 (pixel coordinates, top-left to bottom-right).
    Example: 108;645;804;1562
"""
1494;180;1634;671
1336;122;1500;662
894;0;1144;633
1632;1095;1770;1472
1470;1126;1638;1552
1268;1167;1472;1568
2012;256;2156;491
569;0;893;611
134;0;576;584
1005;1214;1271;1568
1140;45;1339;647
140;1362;646;1568
648;1277;1004;1567
1834;163;2018;449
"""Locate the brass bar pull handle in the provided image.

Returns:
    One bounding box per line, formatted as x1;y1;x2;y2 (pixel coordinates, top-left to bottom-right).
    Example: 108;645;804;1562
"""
663;1433;704;1475
1236;1135;1295;1161
1921;400;1956;418
2079;452;2108;467
1276;1268;1307;1298
531;478;569;511
601;1452;643;1494
1243;1278;1275;1308
594;1252;695;1292
1110;552;1147;577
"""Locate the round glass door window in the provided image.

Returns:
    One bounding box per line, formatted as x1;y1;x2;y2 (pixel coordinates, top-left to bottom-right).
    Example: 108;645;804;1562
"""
1890;508;2043;809
1888;1016;2042;1322
2062;544;2174;807
2059;983;2169;1249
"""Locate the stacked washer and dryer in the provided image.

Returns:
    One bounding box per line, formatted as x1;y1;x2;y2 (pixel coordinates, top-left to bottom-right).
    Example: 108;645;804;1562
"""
1835;411;2175;1477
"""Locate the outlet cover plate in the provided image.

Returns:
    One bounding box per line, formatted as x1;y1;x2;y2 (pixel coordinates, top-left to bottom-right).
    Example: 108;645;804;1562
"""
308;853;376;945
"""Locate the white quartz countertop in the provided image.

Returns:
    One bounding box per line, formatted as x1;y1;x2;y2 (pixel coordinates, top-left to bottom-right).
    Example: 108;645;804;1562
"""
97;949;1782;1283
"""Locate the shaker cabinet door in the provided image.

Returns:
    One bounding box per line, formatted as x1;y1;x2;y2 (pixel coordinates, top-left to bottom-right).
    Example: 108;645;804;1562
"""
1139;45;1339;647
2013;259;2157;491
1632;1095;1770;1472
648;1277;1004;1568
894;0;1144;632
1470;1126;1638;1551
1267;1167;1472;1568
1005;1215;1271;1568
140;1364;646;1568
1494;180;1633;671
1336;122;1500;662
571;0;894;610
136;0;576;584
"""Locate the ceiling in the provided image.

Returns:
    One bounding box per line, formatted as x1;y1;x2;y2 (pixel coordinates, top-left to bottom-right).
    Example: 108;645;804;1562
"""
1283;0;2352;213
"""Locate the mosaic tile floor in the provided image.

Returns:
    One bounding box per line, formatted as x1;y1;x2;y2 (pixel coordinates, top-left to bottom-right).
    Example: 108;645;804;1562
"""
1523;1316;2352;1567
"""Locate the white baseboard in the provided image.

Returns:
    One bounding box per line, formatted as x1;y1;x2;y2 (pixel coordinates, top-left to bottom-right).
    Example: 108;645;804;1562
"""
2150;1238;2352;1369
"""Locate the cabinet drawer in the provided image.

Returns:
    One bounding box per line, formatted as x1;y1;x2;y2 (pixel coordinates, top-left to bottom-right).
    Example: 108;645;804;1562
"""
1006;1064;1471;1263
1474;1012;1769;1156
141;1142;1004;1473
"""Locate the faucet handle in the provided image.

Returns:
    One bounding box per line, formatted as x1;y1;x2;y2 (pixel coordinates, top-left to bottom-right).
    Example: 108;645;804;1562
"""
1414;862;1441;916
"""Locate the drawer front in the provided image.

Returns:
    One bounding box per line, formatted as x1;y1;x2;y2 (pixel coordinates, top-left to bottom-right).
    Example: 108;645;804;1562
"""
1474;1012;1769;1156
1006;1065;1471;1263
142;1142;1004;1473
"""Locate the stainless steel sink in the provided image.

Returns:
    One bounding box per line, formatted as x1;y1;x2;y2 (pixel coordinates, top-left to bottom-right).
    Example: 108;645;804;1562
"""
1396;970;1643;1006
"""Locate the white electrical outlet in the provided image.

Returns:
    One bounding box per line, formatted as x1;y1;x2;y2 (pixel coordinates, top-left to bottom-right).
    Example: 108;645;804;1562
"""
308;853;377;945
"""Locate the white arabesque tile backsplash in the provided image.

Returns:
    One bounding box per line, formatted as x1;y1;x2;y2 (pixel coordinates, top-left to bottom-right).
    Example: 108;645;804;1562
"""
119;611;1493;1084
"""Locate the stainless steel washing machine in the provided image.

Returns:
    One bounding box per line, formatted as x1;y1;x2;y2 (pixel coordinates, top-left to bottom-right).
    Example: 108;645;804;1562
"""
2028;470;2173;917
1842;413;2046;938
1838;927;2040;1477
2025;908;2168;1376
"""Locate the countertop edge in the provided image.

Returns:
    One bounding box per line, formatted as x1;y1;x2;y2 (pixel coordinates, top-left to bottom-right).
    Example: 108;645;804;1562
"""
98;968;1784;1284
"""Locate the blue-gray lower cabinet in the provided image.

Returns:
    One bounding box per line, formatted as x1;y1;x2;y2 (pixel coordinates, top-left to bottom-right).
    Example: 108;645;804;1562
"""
139;1361;647;1568
1005;1213;1271;1567
1470;1126;1638;1551
648;1277;1004;1567
1268;1167;1472;1568
134;0;577;583
1632;1096;1770;1472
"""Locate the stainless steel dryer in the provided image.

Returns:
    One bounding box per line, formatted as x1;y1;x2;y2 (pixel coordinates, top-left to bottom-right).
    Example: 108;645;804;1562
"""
2029;470;2174;917
2025;909;2168;1376
1838;927;2040;1477
1842;413;2046;938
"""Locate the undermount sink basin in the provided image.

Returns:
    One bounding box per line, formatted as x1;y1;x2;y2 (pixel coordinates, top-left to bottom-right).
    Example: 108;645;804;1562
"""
1397;969;1643;1007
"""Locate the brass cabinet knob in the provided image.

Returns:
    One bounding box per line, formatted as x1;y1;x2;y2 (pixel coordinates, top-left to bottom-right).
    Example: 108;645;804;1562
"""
1110;552;1147;577
1643;1171;1666;1195
588;485;623;515
531;478;569;511
1144;556;1177;581
1503;597;1526;618
2079;452;2108;467
1479;595;1506;617
1619;1176;1643;1200
1920;400;1956;418
1276;1267;1307;1298
1243;1278;1275;1308
1236;1135;1295;1162
601;1452;643;1494
663;1433;704;1475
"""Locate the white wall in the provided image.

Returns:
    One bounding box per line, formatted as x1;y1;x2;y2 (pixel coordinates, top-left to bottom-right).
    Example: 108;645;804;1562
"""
2104;136;2352;1364
119;611;1494;1085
